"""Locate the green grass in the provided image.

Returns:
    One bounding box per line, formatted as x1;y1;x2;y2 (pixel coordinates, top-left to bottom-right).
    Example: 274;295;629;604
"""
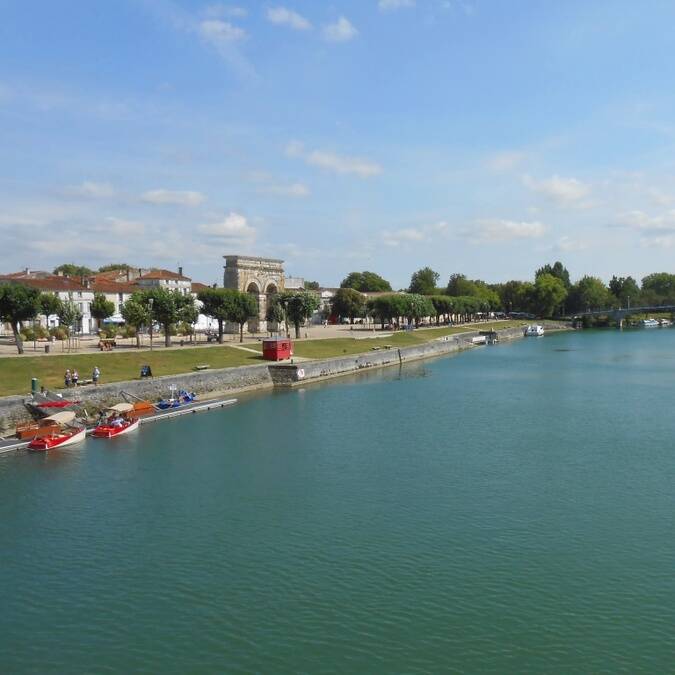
0;346;261;396
289;321;525;359
0;321;527;397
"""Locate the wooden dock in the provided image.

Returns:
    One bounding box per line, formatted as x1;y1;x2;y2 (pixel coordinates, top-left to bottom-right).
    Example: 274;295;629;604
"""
0;397;238;456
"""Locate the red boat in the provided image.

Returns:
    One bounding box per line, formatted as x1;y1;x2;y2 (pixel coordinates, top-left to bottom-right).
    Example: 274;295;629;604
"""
28;411;86;452
92;403;140;439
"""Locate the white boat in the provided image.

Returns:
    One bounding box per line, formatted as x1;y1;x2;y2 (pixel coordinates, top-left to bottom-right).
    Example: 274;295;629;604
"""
524;324;545;337
641;318;659;327
658;318;671;327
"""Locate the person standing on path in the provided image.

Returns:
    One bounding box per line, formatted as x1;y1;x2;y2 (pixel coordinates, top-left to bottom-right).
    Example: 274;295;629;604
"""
92;366;100;385
64;369;71;388
72;369;79;386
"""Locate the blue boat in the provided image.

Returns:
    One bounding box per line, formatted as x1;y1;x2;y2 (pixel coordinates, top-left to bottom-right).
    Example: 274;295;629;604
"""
157;388;196;410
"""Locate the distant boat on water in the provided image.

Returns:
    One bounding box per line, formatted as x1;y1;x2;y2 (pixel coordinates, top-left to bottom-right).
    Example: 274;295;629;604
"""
641;318;659;327
524;324;545;337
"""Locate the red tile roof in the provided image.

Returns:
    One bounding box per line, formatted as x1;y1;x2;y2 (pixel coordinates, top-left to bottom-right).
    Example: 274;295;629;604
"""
0;275;89;292
91;281;138;294
191;282;210;293
138;269;191;281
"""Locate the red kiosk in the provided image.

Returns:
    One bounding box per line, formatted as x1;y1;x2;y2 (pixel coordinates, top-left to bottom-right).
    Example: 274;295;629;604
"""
262;337;293;361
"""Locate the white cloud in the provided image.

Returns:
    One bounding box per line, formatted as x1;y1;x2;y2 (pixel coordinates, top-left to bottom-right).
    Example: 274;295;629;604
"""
550;236;588;253
465;219;547;243
286;141;382;178
266;182;311;197
97;217;144;235
382;221;448;247
65;181;115;199
197;212;256;242
323;17;358;42
523;174;591;206
203;4;247;18
378;0;415;10
141;189;205;206
486;151;525;172
198;19;246;44
266;7;312;30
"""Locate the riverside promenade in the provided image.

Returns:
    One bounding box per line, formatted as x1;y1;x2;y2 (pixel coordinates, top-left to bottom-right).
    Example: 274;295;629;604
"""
0;322;570;434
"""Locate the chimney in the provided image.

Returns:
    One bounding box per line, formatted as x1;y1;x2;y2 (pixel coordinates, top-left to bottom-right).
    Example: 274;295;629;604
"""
126;269;130;282
178;266;183;277
24;267;29;276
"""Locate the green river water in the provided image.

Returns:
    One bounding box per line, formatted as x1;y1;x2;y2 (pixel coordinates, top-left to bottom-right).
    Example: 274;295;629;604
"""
1;328;675;673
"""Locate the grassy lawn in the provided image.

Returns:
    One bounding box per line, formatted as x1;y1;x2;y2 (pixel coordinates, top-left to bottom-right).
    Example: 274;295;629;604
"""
0;346;261;397
0;321;527;397
290;320;525;359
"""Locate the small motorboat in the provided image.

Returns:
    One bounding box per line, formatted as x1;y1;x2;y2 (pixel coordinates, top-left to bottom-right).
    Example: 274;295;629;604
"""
157;387;196;410
641;318;659;327
92;403;140;439
27;411;86;452
658;318;671;327
524;324;545;337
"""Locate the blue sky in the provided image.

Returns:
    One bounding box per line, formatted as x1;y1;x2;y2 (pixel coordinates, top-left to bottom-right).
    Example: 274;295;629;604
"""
2;0;675;287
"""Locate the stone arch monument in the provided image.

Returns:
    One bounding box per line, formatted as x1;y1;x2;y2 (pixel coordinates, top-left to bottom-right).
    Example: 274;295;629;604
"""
223;255;285;333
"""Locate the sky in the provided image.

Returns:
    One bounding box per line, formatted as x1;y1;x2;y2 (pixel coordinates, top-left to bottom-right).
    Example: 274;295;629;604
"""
2;0;675;288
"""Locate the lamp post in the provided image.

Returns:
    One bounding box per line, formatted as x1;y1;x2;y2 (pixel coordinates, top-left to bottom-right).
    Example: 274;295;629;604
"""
627;295;630;309
148;298;154;351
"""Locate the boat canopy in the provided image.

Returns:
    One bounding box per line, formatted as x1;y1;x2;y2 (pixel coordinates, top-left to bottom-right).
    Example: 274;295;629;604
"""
43;410;76;424
108;402;134;413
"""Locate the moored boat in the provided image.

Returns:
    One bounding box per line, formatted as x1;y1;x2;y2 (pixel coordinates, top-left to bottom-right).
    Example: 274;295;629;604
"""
157;387;196;410
524;324;545;337
658;318;671;326
27;411;86;452
641;318;659;327
92;403;140;439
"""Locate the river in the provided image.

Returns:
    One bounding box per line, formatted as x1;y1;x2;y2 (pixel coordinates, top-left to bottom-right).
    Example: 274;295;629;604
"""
1;328;674;672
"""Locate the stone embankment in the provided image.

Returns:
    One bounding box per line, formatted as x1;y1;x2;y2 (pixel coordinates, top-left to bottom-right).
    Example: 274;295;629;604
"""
0;323;569;432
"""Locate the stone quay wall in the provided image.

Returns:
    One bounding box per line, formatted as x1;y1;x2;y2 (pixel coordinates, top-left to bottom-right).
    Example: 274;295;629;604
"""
0;324;568;432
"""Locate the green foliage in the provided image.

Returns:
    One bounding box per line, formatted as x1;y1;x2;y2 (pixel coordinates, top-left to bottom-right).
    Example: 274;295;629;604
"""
532;274;568;317
331;288;366;323
265;294;286;325
409;267;440;295
402;294;435;324
340;271;392;292
495;280;534;313
278;290;320;338
197;287;232;342
90;292;115;321
0;284;42;353
304;280;320;291
641;273;675;304
140;287;198;346
446;274;479;297
535;261;571;289
609;276;640;307
53;263;94;277
121;293;152;347
49;326;69;340
568;276;610;313
98;263;131;272
223;290;258;342
57;301;83;332
39;293;63;319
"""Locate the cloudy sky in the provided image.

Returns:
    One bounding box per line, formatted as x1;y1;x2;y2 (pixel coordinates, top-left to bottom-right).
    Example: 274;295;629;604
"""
3;0;675;287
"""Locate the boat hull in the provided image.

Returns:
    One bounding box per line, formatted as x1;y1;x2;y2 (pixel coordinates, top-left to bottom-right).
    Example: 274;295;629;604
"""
28;428;86;452
92;419;140;438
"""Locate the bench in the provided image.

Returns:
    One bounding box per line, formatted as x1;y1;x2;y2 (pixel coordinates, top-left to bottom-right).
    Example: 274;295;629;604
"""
195;364;210;371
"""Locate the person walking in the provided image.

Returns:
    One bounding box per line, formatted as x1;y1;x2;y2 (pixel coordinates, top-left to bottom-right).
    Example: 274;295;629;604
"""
72;369;79;387
92;366;100;386
64;369;71;388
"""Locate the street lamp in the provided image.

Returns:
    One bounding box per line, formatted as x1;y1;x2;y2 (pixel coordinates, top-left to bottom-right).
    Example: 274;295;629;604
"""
148;298;154;351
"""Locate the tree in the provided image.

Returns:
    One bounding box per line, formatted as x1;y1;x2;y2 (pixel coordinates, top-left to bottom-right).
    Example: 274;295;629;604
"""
568;276;610;313
265;294;286;328
496;280;534;314
331;288;366;324
98;263;131;273
408;267;439;295
641;273;675;305
57;300;83;338
340;271;392;292
367;294;406;328
121;294;152;348
0;284;41;354
197;288;232;343
532;274;567;317
143;287;196;347
304;280;320;291
90;293;115;329
446;274;480;297
223;290;258;343
278;291;320;338
535;261;571;289
39;293;63;328
400;293;434;326
53;263;94;277
609;276;640;308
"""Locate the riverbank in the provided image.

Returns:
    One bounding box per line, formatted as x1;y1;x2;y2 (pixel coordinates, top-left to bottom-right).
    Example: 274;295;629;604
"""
0;322;570;434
